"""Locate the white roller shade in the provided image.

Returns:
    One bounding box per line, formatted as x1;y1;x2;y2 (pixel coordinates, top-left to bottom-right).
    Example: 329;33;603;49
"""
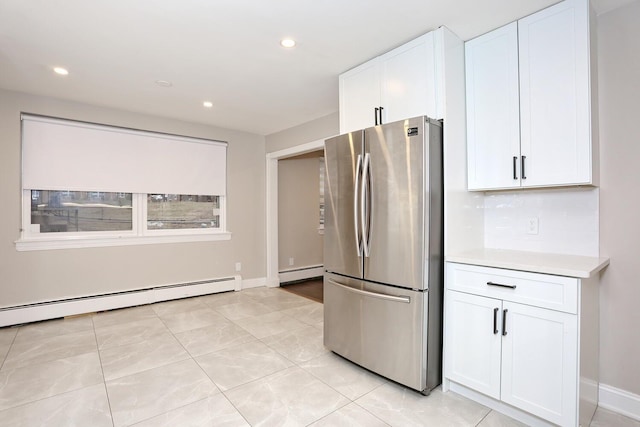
22;115;227;195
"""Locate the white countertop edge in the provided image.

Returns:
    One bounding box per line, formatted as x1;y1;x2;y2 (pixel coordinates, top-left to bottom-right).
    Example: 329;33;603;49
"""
445;249;610;279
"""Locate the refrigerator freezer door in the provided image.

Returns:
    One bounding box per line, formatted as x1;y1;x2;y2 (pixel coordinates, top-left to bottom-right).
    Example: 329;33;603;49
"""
324;130;365;278
324;273;430;392
364;116;430;290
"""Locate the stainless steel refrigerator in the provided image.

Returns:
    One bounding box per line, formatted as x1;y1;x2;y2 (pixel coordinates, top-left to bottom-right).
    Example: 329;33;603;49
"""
323;115;443;394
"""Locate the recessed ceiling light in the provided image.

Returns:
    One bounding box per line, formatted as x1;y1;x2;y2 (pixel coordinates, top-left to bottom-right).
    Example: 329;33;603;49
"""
155;80;173;87
53;67;69;76
203;101;213;108
280;38;296;48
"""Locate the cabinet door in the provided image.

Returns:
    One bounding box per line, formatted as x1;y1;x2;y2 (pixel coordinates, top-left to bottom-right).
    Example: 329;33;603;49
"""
518;0;591;187
381;33;438;124
465;22;521;191
339;59;381;134
445;291;502;399
501;301;578;426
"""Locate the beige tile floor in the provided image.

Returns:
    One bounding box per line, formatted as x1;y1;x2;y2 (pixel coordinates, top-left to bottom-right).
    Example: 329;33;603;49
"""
0;286;637;426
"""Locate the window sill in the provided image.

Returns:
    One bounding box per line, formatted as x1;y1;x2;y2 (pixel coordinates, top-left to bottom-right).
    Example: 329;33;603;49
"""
15;232;232;251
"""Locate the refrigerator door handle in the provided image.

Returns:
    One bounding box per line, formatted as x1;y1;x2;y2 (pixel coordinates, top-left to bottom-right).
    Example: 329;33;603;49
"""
361;152;371;257
328;279;411;304
354;154;363;257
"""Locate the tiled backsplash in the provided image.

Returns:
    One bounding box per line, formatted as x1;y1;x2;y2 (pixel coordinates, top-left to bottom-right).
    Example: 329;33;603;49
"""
484;187;599;257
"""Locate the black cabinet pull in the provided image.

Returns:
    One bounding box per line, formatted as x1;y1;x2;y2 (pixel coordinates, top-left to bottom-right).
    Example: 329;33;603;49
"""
487;281;517;289
513;156;518;180
378;106;384;125
502;309;508;336
374;107;379;125
493;308;499;334
521;155;527;180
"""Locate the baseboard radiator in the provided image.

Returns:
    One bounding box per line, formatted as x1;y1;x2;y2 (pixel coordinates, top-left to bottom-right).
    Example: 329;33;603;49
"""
279;265;324;284
0;276;240;327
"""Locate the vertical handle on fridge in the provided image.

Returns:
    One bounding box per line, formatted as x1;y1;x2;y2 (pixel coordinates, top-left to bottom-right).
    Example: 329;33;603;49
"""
354;154;363;257
361;152;371;257
360;153;371;258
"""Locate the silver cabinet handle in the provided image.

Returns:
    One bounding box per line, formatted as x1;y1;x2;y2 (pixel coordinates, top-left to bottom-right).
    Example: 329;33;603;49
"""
328;279;411;304
487;281;517;289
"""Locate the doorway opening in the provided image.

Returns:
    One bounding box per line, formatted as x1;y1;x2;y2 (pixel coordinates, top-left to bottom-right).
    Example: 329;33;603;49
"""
276;149;324;302
281;278;323;303
265;138;325;291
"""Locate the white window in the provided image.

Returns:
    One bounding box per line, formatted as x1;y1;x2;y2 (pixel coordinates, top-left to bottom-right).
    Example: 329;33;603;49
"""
31;190;133;233
17;114;230;251
146;194;220;231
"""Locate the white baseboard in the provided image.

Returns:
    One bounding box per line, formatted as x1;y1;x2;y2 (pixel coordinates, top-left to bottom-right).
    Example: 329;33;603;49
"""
448;381;640;424
447;382;554;427
264;277;280;288
279;265;323;283
241;277;267;289
0;277;239;327
599;383;640;422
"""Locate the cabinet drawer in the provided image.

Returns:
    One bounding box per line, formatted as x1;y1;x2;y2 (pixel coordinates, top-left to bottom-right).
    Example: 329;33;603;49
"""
446;263;578;314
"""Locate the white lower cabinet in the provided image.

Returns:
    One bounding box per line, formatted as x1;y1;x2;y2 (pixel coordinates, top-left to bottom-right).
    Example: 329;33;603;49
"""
500;301;577;425
444;262;598;427
445;291;502;399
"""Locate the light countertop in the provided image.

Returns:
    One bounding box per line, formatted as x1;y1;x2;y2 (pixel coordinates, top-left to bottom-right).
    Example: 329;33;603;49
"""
446;248;610;279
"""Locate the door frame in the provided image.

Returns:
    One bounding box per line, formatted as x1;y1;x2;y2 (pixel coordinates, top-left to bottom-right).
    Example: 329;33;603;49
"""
265;138;326;287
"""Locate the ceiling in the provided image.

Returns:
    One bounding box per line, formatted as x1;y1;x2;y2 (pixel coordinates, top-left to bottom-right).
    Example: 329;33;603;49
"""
0;0;633;136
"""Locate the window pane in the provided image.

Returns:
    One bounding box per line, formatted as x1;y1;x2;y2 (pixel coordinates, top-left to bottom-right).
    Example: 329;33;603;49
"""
31;190;132;233
147;194;220;230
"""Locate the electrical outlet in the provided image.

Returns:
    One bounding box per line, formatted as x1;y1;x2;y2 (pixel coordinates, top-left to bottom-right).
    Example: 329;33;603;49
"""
288;257;294;266
527;217;539;235
235;262;241;272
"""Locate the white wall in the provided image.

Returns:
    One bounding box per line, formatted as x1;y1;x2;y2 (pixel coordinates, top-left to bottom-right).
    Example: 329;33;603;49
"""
265;112;338;153
277;154;324;272
0;89;266;308
597;0;640;396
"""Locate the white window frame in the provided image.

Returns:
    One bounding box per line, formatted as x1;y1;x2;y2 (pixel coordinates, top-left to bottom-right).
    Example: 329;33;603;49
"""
17;192;230;251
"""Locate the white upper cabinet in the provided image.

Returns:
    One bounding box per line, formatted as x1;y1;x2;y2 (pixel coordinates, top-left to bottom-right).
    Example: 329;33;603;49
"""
380;33;439;124
466;0;593;190
339;31;442;134
518;0;591;187
339;59;382;135
465;22;521;190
